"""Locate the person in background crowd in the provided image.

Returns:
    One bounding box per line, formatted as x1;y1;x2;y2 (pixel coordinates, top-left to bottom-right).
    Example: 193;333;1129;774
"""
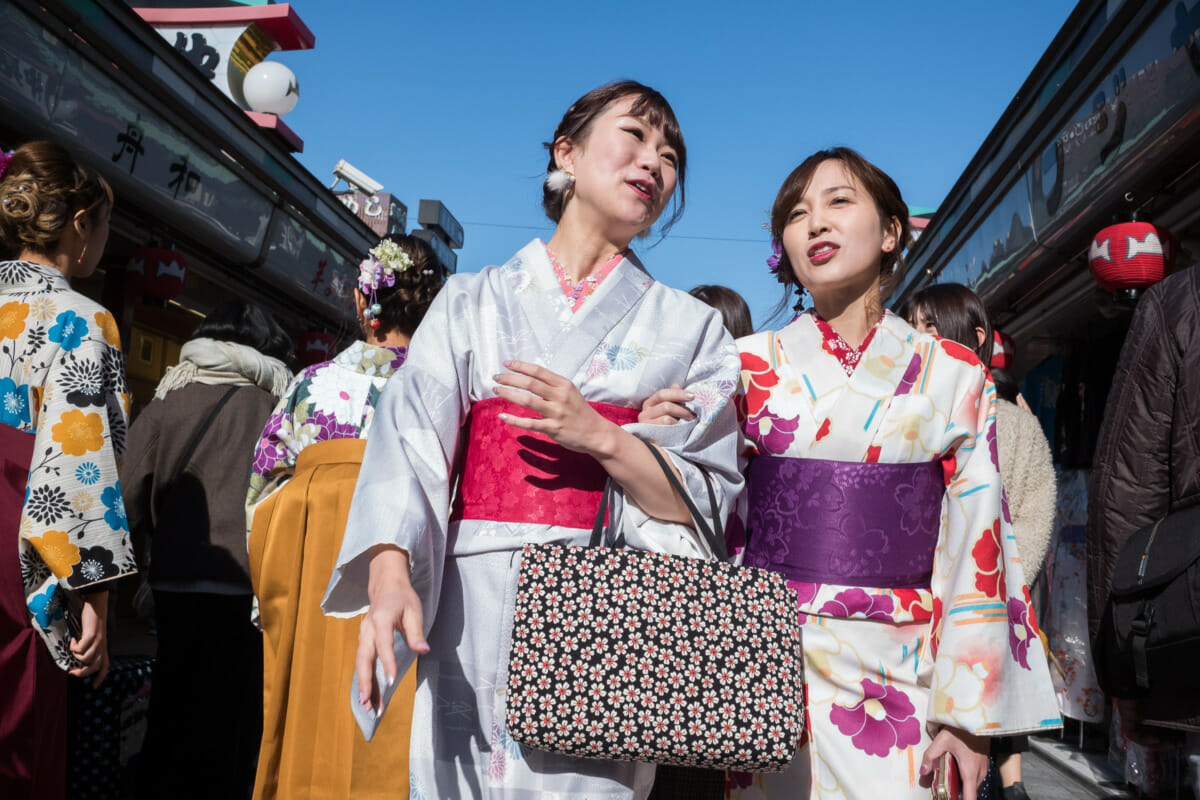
1087;264;1200;748
323;80;743;799
726;148;1059;800
244;234;445;800
901;282;1057;800
124;300;292;800
689;284;754;338
0;141;133;799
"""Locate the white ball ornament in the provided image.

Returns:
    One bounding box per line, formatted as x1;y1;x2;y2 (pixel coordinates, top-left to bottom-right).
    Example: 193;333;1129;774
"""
243;61;299;116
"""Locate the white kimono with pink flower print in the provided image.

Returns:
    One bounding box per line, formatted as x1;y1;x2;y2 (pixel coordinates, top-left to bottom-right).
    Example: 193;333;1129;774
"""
728;312;1060;800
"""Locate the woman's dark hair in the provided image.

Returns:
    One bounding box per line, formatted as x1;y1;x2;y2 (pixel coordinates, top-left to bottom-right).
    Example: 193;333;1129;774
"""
769;147;910;316
897;282;994;366
990;368;1020;404
193;300;292;363
369;233;446;338
689;285;753;339
543;80;687;235
0;141;113;258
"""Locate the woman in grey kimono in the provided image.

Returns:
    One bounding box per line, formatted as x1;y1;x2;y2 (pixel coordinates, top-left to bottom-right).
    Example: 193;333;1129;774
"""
322;81;743;799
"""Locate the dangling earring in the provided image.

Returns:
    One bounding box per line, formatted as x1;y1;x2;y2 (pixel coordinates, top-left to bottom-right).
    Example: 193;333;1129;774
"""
76;243;87;266
545;169;575;194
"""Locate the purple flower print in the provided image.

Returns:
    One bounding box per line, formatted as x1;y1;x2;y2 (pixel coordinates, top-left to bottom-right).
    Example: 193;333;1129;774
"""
826;516;889;579
829;678;921;757
819;588;895;620
894;465;941;536
746;405;800;455
308;409;359;441
987;419;1000;472
252;410;290;476
787;579;818;624
1007;596;1036;670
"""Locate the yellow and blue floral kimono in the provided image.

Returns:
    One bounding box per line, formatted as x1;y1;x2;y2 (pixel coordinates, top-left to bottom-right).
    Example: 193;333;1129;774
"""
1;259;134;669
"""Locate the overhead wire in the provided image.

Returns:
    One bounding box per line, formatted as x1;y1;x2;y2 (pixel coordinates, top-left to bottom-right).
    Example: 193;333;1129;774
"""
462;220;767;244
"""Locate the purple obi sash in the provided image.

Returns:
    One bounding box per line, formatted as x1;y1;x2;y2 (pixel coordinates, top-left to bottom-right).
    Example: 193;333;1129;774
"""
746;456;944;589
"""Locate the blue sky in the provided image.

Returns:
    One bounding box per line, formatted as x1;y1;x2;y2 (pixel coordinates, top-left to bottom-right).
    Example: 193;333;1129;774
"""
274;0;1077;327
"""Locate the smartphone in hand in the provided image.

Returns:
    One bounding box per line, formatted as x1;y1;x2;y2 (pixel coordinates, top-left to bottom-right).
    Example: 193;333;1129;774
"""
932;752;961;800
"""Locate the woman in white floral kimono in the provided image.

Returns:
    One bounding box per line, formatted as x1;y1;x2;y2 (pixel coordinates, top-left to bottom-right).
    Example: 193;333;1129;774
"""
322;81;743;799
728;149;1060;800
245;234;445;799
0;141;133;796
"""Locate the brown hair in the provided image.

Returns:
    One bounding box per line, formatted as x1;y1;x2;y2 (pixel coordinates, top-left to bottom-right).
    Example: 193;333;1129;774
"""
896;282;994;366
769;147;910;307
543;80;687;235
371;234;447;338
0;141;113;258
689;284;753;338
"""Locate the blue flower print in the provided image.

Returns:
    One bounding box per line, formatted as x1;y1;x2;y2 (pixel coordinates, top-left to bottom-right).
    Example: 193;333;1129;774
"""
76;462;101;485
48;309;89;352
0;376;31;429
101;482;128;532
28;583;63;628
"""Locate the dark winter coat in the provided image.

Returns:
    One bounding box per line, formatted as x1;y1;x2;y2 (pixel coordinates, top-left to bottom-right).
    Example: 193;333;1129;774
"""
1086;266;1200;648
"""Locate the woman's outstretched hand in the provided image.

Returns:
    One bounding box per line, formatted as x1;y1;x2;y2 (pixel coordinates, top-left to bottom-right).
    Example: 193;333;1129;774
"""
494;360;619;455
919;726;989;800
638;384;696;425
356;545;429;713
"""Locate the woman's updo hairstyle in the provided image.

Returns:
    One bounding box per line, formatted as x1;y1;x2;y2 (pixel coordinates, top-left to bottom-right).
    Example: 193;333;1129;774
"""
0;141;114;258
769;148;911;305
542;80;687;235
371;234;447;338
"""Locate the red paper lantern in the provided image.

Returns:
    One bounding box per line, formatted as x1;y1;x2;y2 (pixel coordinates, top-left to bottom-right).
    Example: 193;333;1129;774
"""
990;329;1014;372
297;331;336;366
1089;221;1175;293
127;247;188;300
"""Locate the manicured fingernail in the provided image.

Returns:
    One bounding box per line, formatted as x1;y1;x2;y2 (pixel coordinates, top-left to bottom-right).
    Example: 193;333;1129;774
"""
919;762;931;775
498;413;508;421
492;374;502;382
386;674;395;690
503;360;513;368
358;693;368;706
685;393;695;400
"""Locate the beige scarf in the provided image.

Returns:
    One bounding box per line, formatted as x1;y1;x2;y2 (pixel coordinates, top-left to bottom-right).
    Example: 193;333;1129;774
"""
154;338;292;401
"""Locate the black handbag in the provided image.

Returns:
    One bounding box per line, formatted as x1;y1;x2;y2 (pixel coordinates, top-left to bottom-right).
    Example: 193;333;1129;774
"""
504;440;804;771
1094;502;1200;720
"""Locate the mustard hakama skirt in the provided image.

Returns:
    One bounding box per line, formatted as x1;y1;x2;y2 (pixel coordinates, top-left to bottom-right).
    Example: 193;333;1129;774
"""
249;438;416;799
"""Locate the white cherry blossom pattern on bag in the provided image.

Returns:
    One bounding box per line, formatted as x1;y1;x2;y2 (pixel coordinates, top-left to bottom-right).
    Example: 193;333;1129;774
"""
505;543;806;771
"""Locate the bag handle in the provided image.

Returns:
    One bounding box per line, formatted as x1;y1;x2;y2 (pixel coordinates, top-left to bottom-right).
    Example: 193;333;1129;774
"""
168;386;239;485
588;439;727;561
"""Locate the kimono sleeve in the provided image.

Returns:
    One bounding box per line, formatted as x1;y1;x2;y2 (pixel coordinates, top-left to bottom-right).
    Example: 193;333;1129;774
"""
925;358;1060;735
616;312;744;560
24;306;135;591
245;371;308;528
321;279;476;739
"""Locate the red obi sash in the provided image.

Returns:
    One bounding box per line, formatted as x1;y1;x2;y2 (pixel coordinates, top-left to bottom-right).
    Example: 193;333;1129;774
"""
450;397;639;529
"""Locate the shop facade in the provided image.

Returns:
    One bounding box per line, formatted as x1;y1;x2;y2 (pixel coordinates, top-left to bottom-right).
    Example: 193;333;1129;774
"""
0;0;375;410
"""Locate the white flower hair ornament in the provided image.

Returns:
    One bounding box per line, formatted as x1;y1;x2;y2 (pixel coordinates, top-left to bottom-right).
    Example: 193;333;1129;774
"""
358;240;414;329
